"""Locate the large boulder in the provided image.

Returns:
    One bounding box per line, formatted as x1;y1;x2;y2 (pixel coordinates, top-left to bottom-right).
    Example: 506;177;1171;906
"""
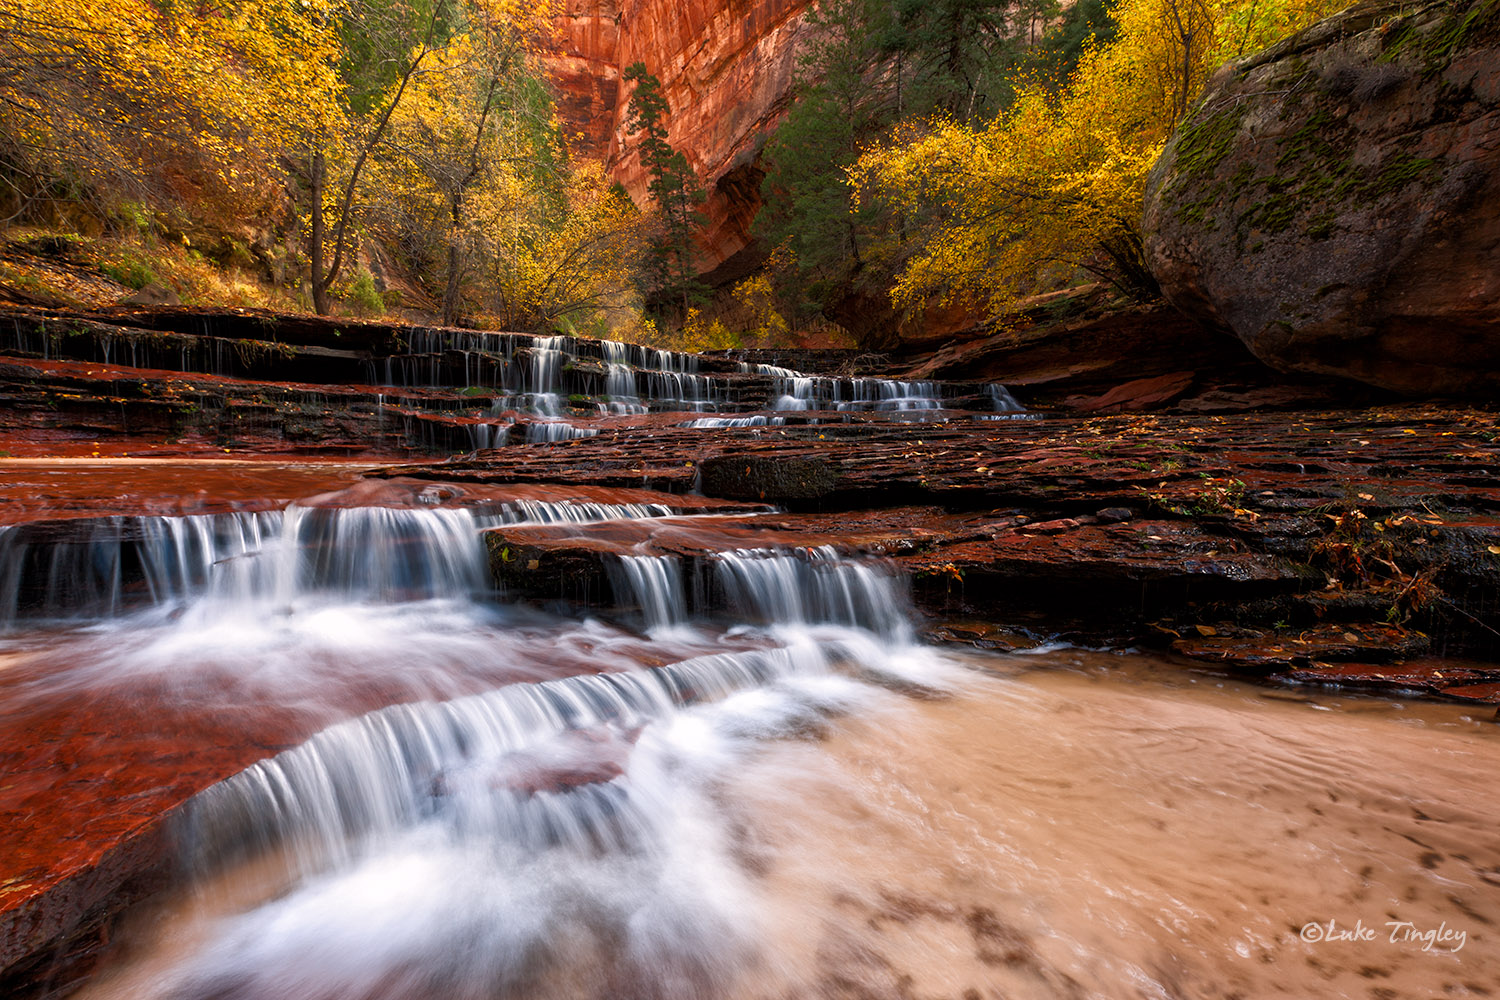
1142;0;1500;396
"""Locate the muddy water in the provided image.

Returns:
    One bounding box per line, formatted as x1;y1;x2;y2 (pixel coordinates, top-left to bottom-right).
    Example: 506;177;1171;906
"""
742;653;1499;999
77;650;1499;1000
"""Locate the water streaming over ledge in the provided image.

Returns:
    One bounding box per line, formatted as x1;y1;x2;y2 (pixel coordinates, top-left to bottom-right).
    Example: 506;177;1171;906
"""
21;484;961;1000
0;499;673;626
4;466;1489;1000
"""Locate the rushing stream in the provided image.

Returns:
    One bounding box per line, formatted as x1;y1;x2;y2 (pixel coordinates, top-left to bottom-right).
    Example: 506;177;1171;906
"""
0;463;1495;1000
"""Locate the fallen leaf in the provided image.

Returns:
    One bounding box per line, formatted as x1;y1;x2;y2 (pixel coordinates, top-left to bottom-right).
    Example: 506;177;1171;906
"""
1194;625;1217;637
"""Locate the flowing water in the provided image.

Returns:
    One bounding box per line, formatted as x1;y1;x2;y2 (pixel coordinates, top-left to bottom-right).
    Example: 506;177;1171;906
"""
1;464;1495;1000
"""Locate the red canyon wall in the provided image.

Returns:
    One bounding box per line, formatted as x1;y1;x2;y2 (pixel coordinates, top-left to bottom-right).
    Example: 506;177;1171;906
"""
542;0;814;283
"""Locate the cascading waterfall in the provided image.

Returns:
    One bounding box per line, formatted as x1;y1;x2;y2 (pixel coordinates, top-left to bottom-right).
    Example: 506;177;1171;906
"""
746;362;948;412
714;546;912;640
524;421;600;443
382;330;739;415
24;486;947;1000
609;555;689;630
369;330;1015;422
987;383;1025;413
685;415;783;428
0;498;691;627
601;340;647;414
494;499;674;524
526;335;568;415
468;421;512;450
0;511;286;624
182;643;824;874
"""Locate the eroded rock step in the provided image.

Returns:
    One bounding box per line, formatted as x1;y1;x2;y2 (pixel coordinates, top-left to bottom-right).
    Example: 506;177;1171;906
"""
0;480;771;997
428;405;1500;692
0;308;1006;459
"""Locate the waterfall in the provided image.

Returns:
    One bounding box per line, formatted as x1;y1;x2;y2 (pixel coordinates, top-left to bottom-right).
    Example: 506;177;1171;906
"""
181;643;814;872
771;375;816;411
0;495;702;628
609;555;688;630
523;421;600;443
751;362;946;413
684;415;784;428
492;499;674;524
714;546;912;639
601;340;646;414
0;507;485;625
987;383;1025;412
468;421;512;450
0;511;284;624
526;335;567;415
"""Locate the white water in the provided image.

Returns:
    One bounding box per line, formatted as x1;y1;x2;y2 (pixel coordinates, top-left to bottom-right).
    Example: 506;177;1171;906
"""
18;496;963;1000
7;478;1492;1000
374;331;1024;422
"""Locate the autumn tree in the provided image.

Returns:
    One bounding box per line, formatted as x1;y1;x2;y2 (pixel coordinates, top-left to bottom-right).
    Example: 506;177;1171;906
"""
480;163;642;332
621;62;706;320
0;0;340;227
757;0;1076;328
291;0;461;315
853;0;1350;321
367;4;554;323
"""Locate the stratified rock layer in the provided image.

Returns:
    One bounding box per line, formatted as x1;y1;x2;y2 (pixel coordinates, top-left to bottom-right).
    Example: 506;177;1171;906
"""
1142;0;1500;395
383;403;1500;680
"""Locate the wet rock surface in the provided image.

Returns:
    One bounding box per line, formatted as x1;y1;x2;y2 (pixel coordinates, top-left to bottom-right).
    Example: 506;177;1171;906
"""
4;303;1500;999
399;403;1500;701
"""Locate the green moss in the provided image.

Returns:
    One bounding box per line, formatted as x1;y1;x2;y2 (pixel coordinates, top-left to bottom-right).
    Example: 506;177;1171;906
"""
1232;105;1440;243
1380;0;1499;73
1369;153;1440;197
102;256;156;290
1172;103;1249;185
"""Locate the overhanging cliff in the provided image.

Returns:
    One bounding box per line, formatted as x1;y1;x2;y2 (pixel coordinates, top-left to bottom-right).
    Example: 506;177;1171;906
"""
541;0;814;283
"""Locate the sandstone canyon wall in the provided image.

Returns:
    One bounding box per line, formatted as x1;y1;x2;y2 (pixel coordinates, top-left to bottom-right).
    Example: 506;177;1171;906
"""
541;0;814;283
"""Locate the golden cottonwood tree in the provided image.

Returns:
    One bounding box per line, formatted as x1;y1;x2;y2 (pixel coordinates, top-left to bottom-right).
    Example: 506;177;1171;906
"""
479;162;642;332
364;0;639;329
297;0;562;317
853;0;1349;319
0;0;341;223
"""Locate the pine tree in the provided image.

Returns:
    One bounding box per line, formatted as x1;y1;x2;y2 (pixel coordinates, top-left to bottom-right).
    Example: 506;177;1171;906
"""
621;62;706;319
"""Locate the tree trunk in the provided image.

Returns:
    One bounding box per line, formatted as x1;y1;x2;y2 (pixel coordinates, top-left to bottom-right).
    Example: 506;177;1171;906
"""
310;151;330;316
442;193;463;326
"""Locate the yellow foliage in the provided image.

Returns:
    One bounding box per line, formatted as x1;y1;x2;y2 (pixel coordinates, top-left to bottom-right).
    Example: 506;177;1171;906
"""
853;0;1350;319
478;161;643;331
0;0;343;218
730;275;790;344
653;308;741;354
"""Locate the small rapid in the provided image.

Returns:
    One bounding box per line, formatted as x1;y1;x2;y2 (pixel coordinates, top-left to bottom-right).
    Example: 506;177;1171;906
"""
4;465;1489;1000
33;476;959;1000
